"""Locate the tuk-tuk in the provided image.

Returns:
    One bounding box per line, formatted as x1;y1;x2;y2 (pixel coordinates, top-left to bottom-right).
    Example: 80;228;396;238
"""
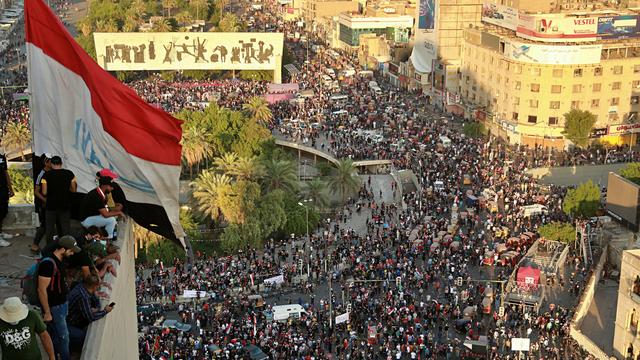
463;174;472;185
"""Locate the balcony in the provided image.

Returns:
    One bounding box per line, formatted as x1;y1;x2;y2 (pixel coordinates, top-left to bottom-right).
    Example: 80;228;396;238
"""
81;220;138;359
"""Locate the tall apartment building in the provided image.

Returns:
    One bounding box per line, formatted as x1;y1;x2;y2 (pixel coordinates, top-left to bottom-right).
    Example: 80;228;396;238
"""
406;0;483;93
302;0;359;30
613;249;640;359
456;2;640;148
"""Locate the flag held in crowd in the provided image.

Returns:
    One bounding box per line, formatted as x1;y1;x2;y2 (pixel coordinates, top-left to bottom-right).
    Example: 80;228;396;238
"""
25;0;186;246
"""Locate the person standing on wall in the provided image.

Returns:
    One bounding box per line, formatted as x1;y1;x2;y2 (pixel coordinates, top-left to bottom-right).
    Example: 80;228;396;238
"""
41;156;77;244
32;153;52;253
0;151;14;247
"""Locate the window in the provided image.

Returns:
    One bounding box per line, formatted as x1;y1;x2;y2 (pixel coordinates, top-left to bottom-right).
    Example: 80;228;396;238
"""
573;84;582;93
635;64;640;73
574;68;583;77
550;101;560;109
515;65;522;74
634;276;640;296
553;69;563;78
594;67;603;76
612;82;622;90
527;115;537;124
530;99;539;108
531;68;541;76
531;83;540;92
593;83;602;92
512;112;519;120
571;101;581;109
513;97;520;105
548;117;559;126
634;80;640;89
613;65;623;75
515;81;521;90
632;96;639;105
591;99;600;108
551;85;562;93
611;97;620;106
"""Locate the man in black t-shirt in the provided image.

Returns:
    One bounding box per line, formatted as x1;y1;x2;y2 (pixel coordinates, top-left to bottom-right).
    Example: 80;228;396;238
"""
41;156;77;245
0;152;14;247
37;235;80;360
32;153;52;253
96;168;127;214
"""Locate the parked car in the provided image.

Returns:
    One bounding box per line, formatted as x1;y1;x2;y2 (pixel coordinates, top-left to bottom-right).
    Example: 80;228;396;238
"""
244;344;269;360
162;319;192;332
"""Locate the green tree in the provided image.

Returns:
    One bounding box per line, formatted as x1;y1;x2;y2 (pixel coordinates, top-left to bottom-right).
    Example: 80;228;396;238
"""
563;109;597;148
282;193;320;237
2;122;31;161
303;178;329;209
162;0;178;17
537;222;576;244
190;0;208;19
227;156;265;181
620;162;640;185
462;122;486;138
181;117;213;177
217;12;240;32
216;180;261;224
315;162;333;177
213;152;239;173
243;96;273;125
261;158;298;193
8;169;33;205
327;159;361;203
76;35;97;59
152;18;174;31
191;170;233;222
562;180;601;218
175;10;193;25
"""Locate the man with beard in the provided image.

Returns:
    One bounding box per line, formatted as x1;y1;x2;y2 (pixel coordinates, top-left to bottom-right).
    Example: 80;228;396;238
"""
80;176;123;240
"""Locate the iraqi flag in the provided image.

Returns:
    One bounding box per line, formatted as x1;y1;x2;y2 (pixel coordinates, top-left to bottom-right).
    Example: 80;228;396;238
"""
25;0;186;246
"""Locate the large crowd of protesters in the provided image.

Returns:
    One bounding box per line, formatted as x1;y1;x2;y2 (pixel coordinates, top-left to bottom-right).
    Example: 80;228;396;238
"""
132;4;604;360
0;1;618;360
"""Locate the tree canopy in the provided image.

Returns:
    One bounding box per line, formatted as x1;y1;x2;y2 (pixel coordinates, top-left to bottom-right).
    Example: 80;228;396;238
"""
620;162;640;185
537;222;576;244
562;109;596;148
562;180;601;218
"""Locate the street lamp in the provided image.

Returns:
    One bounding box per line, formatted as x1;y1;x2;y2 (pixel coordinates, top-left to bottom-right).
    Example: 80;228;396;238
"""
297;198;313;242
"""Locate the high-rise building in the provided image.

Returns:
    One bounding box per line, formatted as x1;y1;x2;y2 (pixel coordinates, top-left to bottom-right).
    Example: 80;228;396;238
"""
455;1;640;147
613;249;640;359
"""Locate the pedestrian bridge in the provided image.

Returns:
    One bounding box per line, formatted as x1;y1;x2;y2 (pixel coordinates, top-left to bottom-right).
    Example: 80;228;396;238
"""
274;138;392;169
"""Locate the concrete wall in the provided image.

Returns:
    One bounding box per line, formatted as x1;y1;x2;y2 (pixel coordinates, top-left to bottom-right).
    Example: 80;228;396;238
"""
2;204;37;236
81;220;138;360
570;245;611;360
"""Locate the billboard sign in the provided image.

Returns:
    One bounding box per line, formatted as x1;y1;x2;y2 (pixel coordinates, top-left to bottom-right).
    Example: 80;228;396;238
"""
606;172;640;230
597;15;640;39
504;41;602;65
411;0;437;73
418;0;435;30
482;2;518;31
517;15;598;42
608;123;640;135
94;32;284;71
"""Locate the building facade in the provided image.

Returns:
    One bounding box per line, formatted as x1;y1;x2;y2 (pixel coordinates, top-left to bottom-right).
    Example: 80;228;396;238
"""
336;12;414;48
614;249;640;360
459;27;640;148
302;0;359;30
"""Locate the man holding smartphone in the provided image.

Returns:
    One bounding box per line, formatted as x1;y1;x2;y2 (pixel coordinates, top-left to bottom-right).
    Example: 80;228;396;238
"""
66;274;113;351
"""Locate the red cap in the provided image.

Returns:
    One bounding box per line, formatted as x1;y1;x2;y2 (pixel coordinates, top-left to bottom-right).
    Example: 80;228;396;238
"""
98;168;119;179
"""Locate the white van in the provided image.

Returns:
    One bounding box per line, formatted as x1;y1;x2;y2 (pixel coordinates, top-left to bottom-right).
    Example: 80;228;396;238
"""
439;136;452;147
521;204;548;217
330;94;348;102
272;304;306;321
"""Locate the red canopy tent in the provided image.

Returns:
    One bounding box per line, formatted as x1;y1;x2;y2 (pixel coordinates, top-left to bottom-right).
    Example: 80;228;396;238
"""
517;266;540;289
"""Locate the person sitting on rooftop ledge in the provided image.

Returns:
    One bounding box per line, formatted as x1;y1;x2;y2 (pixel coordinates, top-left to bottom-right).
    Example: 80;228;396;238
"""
80;176;123;241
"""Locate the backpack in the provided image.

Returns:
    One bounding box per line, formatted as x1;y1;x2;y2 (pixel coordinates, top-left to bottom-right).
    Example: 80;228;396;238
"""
22;257;60;306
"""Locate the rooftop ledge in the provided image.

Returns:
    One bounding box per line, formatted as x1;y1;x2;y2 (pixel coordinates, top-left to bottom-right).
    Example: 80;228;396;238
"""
81;219;138;359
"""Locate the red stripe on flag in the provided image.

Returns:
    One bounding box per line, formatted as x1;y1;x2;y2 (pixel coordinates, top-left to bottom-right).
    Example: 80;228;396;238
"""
25;0;183;165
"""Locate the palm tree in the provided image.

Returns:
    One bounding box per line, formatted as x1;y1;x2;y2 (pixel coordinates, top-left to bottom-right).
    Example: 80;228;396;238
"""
243;96;273;126
152;18;174;32
176;11;193;26
218;12;240;32
162;0;178;17
327;159;361;203
78;19;93;37
95;18;118;32
261;158;298;193
2;122;31;161
228;156;264;180
131;0;147;17
304;178;329;209
190;0;208;20
191;170;232;222
213;153;239;174
181;123;212;177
